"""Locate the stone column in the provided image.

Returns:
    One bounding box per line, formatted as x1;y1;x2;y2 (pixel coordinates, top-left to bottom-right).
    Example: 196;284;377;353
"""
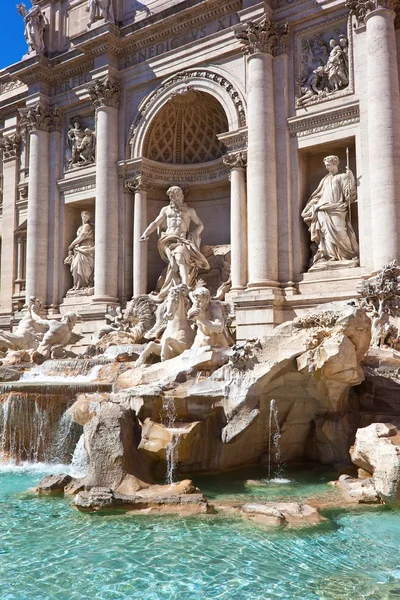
48;107;62;313
223;152;247;291
349;0;400;267
0;133;21;313
235;17;288;289
88;75;120;303
127;176;150;296
19;103;55;305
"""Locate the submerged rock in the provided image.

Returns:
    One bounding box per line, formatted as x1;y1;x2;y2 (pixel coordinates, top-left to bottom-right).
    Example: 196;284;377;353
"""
239;502;324;527
36;474;72;495
73;481;210;515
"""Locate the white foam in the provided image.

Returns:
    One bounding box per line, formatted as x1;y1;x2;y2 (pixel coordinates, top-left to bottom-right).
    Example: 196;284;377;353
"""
0;461;70;475
20;364;103;383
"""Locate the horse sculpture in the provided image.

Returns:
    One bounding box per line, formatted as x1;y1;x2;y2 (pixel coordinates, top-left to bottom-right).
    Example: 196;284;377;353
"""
135;284;195;366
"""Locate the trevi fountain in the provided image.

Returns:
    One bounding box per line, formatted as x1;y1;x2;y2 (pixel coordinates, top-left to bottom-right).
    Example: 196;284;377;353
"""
1;0;400;598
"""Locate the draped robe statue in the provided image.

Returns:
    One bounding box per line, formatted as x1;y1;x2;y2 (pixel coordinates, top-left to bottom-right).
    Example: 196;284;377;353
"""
64;211;95;293
140;186;209;300
302;155;358;268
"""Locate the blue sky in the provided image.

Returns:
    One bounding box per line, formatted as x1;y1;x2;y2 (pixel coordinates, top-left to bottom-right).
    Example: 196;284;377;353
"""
0;2;31;71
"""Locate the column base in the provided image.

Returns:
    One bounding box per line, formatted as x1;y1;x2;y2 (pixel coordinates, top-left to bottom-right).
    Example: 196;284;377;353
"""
246;279;280;291
91;295;119;304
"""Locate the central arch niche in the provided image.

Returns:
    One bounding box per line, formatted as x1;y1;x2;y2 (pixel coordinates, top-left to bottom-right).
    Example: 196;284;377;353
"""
143;91;229;165
140;89;232;293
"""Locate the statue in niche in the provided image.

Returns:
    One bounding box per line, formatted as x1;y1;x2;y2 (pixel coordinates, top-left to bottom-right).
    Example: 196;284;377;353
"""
64;211;95;295
16;2;46;54
297;32;349;106
140;186;209;300
86;0;115;27
301;155;359;269
67;121;95;168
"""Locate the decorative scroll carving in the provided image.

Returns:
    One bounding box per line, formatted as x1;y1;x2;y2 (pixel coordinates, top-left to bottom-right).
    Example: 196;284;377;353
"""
126;175;151;193
19;104;61;134
88;76;120;110
235;16;288;56
0;133;22;160
223;151;247;169
346;0;400;25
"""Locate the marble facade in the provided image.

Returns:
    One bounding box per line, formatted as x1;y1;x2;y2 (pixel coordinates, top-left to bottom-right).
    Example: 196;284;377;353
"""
0;0;398;345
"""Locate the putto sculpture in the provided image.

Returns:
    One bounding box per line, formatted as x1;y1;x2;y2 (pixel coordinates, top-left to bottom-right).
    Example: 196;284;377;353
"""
302;155;358;269
86;0;115;27
140;186;209;299
16;1;46;55
64;211;95;295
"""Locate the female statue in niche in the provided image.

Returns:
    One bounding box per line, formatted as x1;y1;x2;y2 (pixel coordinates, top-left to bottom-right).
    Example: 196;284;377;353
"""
64;211;95;294
301;155;358;268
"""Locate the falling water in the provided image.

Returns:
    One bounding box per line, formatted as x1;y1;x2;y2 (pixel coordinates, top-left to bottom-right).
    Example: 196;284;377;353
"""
70;434;89;478
161;394;180;484
267;399;285;481
0;392;80;464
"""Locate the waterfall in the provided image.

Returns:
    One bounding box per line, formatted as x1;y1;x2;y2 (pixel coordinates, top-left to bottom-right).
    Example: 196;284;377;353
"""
161;394;179;484
267;399;284;481
0;392;80;464
70;434;89;478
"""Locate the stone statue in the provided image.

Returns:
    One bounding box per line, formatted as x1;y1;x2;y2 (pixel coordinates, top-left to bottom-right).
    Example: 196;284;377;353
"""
296;67;326;107
187;287;232;348
301;155;358;268
86;0;115;27
135;284;195;366
324;39;348;92
64;211;95;294
0;297;47;352
140;186;209;299
32;312;79;359
68;122;95;168
17;2;46;54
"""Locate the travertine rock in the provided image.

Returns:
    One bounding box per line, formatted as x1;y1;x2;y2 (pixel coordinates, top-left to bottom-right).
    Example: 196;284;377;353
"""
350;423;400;503
335;474;380;504
240;502;324;527
36;474;73;495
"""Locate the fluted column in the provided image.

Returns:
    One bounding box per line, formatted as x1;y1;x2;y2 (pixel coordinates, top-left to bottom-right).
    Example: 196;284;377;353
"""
348;0;400;267
236;17;288;289
223;152;247;291
19;103;56;305
0;133;21;313
127;176;150;296
88;76;120;303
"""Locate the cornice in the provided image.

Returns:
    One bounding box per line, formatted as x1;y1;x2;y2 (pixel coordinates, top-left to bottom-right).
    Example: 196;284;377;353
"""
288;102;360;137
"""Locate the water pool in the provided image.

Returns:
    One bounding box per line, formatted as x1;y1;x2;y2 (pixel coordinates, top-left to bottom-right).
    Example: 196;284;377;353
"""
1;465;400;600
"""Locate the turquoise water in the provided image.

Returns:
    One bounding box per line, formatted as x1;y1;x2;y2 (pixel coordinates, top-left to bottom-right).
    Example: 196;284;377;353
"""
1;465;400;600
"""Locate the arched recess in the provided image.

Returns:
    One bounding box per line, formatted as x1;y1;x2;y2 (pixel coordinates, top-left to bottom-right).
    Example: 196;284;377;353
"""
128;68;247;160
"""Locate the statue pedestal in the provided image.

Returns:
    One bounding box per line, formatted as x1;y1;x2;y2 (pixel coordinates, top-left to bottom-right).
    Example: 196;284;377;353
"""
60;295;119;352
309;258;359;272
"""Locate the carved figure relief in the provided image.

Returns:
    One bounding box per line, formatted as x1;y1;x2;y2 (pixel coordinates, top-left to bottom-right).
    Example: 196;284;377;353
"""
17;1;46;54
302;155;359;270
296;27;350;107
67;120;96;169
64;211;95;296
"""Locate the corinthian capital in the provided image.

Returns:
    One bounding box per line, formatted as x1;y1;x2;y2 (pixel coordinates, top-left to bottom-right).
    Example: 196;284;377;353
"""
346;0;399;24
0;132;22;160
235;16;288;56
126;175;151;193
19;103;52;133
223;151;247;169
88;75;120;109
